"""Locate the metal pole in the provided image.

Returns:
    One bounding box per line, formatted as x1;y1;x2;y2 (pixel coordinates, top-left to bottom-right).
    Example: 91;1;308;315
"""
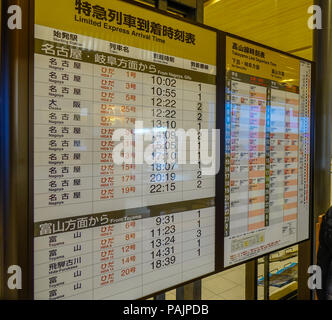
154;293;166;300
0;0;31;299
245;260;258;300
176;281;201;300
298;241;312;300
263;255;270;300
313;2;332;218
309;0;332;301
157;0;168;11
195;0;204;23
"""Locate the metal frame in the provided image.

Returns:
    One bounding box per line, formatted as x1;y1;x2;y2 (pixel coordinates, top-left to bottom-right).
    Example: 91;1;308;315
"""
0;0;31;299
312;0;332;300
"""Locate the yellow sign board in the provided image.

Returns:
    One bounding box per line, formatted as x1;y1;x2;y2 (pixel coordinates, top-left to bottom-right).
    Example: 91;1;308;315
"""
226;36;300;87
35;0;216;65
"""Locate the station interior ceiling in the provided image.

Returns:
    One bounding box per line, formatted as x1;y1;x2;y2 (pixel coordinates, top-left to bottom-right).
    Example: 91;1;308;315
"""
204;0;313;61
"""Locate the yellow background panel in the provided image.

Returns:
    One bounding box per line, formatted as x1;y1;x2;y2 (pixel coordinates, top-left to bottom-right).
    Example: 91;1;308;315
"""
35;0;216;65
205;0;313;61
227;36;300;86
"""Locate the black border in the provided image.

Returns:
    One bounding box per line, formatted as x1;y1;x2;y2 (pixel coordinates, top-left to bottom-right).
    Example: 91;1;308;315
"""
214;31;226;272
29;0;221;301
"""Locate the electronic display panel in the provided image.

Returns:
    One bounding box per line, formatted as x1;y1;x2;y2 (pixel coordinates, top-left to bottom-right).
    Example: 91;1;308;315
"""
224;35;312;267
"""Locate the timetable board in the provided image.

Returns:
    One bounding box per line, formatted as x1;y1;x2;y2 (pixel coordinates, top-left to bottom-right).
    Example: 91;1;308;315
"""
224;36;312;267
33;0;217;299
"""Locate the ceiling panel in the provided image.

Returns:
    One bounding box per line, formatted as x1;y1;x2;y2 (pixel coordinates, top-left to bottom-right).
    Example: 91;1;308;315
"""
204;0;313;60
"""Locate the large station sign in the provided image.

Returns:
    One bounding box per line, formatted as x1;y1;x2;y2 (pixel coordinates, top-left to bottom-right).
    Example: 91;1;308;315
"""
33;0;218;300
